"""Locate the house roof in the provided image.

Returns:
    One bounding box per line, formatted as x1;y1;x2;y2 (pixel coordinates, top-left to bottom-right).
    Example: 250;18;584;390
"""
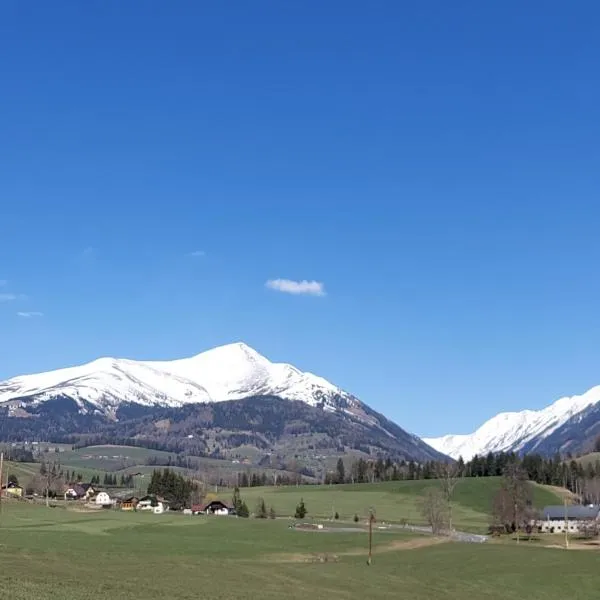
1;483;23;490
542;505;600;520
66;484;86;497
200;500;232;511
139;494;169;504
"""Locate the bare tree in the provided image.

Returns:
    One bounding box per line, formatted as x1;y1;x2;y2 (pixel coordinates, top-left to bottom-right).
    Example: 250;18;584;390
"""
419;488;449;535
35;461;64;506
492;463;533;543
436;462;461;532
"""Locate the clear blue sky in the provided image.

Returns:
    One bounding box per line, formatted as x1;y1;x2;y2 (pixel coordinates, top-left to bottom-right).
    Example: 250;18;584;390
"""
1;1;599;437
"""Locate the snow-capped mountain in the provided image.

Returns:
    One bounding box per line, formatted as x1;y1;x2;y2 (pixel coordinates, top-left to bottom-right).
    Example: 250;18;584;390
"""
0;342;446;463
0;342;353;415
424;385;600;460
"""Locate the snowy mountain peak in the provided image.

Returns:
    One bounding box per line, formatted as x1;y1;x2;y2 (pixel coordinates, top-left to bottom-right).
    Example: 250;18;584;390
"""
0;343;351;416
424;385;600;460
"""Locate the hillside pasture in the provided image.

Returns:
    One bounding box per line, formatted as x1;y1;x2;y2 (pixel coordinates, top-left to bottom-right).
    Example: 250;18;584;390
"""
0;501;598;600
238;478;562;532
55;445;177;471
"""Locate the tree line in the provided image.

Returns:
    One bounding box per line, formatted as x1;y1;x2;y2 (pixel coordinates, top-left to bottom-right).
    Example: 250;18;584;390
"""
146;468;199;510
326;451;600;498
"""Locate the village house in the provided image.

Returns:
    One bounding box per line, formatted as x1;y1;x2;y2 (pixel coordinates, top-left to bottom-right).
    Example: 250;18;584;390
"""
1;482;24;498
192;500;233;515
537;505;600;534
119;496;139;511
137;494;169;514
64;483;97;501
95;491;112;507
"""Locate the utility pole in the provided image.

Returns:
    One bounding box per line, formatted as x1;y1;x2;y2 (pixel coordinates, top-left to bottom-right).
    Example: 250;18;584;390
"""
564;497;569;549
0;451;4;518
367;508;376;565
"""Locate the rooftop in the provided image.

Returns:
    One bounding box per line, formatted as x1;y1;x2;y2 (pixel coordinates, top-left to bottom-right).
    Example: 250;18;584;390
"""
541;505;600;520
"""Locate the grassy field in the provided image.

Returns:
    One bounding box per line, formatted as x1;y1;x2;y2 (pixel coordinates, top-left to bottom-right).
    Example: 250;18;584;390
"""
4;460;108;487
575;452;600;468
55;445;177;471
238;478;562;532
0;501;598;600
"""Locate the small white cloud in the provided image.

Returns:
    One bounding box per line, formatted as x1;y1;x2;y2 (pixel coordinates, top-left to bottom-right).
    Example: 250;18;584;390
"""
0;293;18;302
17;311;44;318
188;250;206;257
265;279;326;297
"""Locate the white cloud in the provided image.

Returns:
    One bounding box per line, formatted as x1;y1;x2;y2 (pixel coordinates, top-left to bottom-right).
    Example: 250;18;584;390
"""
265;279;326;297
0;293;18;302
188;250;206;257
17;311;44;318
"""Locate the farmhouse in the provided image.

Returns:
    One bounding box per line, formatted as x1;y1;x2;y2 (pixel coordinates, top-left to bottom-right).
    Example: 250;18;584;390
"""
1;482;24;498
95;492;112;507
194;500;233;515
64;483;97;501
137;495;169;514
120;496;139;511
537;505;600;533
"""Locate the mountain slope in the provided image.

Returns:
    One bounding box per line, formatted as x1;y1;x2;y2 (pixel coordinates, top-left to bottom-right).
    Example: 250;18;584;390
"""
424;385;600;459
0;343;445;463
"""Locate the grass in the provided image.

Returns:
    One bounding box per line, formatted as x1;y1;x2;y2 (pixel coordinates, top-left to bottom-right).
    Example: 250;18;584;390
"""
3;460;108;488
54;445;177;471
237;478;562;532
0;500;599;600
574;452;600;468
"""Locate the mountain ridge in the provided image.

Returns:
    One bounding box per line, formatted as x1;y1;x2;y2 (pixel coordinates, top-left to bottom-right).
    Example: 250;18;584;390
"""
424;384;600;459
0;342;445;464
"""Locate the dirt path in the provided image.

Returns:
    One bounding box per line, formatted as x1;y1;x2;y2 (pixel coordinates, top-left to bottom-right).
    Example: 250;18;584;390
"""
341;536;448;555
267;536;449;563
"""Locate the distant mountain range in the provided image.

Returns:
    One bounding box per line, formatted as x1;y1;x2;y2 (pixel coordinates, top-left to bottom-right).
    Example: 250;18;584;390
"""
0;342;445;465
424;385;600;459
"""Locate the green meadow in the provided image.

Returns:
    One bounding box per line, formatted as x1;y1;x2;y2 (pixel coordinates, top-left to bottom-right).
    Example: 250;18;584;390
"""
239;477;561;532
0;501;598;600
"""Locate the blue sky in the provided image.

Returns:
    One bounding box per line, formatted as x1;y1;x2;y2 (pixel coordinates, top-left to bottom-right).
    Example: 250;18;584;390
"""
1;1;599;437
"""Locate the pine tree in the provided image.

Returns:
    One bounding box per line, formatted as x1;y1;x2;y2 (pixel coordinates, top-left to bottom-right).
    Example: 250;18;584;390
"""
238;501;250;518
231;487;243;514
256;497;267;519
336;458;345;484
294;498;307;519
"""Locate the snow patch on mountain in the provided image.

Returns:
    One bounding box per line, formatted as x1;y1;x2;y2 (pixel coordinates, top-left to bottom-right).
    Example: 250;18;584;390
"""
0;342;357;416
424;385;600;460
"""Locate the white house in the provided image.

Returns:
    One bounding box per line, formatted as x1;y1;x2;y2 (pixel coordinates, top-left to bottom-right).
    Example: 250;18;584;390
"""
537;505;600;533
137;495;169;514
95;492;111;507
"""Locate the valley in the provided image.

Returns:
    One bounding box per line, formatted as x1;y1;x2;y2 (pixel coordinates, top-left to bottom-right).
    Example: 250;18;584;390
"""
0;479;593;600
